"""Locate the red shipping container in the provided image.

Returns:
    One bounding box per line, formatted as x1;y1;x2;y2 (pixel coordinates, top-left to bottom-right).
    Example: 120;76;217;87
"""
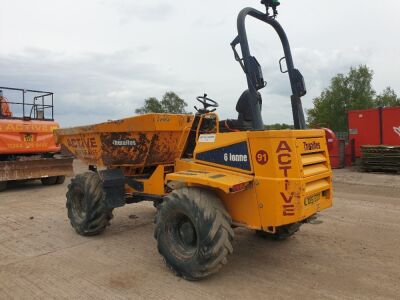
382;107;400;145
323;128;345;169
348;108;381;157
344;141;353;167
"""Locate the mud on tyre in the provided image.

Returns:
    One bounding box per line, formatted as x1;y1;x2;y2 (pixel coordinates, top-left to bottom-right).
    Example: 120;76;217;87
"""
66;172;113;236
154;187;234;281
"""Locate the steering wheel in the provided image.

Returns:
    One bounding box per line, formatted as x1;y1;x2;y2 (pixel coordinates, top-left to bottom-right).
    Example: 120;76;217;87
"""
196;94;219;112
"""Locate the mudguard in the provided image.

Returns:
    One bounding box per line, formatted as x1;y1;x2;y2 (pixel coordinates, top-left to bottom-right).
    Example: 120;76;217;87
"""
98;169;125;208
166;169;253;194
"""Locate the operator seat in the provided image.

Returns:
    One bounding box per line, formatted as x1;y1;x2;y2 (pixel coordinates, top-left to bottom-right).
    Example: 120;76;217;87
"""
219;90;262;132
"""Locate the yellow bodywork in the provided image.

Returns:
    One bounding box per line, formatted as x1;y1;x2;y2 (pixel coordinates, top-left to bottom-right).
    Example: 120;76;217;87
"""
55;114;194;167
167;169;252;194
55;113;333;232
166;129;332;231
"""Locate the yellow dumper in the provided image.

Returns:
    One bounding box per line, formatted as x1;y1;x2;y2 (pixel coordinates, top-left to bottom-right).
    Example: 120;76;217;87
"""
55;1;333;280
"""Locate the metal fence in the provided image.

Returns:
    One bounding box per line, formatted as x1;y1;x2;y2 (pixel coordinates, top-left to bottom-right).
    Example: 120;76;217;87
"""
0;87;54;120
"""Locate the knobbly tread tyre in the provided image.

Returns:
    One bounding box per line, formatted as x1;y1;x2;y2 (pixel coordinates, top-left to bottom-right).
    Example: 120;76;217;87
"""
41;176;58;185
66;172;113;236
56;176;66;185
154;187;234;281
256;222;301;240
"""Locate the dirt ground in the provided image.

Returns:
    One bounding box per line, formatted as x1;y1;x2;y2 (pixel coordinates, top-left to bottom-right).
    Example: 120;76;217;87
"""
0;161;399;299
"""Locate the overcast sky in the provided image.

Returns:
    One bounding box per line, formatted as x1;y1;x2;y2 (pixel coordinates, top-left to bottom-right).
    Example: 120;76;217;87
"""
1;0;399;127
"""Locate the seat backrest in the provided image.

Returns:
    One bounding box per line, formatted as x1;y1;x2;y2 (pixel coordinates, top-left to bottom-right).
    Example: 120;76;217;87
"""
236;90;262;122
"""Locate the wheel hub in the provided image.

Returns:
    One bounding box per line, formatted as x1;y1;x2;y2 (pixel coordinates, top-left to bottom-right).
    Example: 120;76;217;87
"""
179;221;196;246
72;190;86;219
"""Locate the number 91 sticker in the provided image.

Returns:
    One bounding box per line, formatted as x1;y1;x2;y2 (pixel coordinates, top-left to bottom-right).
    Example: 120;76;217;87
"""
256;150;268;165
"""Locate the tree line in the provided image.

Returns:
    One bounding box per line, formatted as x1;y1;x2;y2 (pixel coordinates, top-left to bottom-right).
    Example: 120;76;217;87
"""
307;65;400;132
135;92;188;114
135;65;399;132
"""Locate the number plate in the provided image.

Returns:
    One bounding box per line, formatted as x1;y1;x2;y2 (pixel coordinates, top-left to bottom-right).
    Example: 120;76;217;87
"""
304;193;321;206
24;134;33;142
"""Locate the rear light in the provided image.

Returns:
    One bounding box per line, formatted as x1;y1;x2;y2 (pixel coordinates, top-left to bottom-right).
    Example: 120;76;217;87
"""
229;182;248;193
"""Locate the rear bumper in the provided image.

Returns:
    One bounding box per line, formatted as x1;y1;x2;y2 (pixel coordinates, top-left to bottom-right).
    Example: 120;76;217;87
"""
0;156;74;181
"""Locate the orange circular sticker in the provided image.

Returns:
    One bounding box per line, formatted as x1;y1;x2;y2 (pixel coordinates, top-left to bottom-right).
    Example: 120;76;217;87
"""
256;150;268;165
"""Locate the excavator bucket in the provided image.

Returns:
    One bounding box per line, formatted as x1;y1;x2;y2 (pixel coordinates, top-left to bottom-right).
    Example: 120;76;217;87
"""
54;114;194;167
0;157;73;181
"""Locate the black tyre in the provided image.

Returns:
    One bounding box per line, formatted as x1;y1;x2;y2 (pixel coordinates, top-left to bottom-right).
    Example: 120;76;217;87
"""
56;176;66;184
256;223;301;240
66;172;113;236
41;176;58;185
154;187;234;281
0;181;7;192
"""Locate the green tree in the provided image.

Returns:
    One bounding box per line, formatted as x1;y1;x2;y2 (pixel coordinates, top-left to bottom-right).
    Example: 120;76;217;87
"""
135;92;188;114
375;87;400;107
307;65;376;131
160;92;188;114
265;123;294;130
135;97;164;114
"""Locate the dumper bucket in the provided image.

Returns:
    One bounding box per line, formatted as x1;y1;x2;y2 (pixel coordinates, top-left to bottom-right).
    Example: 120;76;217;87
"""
55;114;194;168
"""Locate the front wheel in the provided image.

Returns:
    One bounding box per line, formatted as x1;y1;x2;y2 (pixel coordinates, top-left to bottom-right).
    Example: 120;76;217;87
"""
154;187;234;281
66;172;113;236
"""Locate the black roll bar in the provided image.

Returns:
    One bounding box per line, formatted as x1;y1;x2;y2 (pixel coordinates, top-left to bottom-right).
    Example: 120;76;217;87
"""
233;7;307;130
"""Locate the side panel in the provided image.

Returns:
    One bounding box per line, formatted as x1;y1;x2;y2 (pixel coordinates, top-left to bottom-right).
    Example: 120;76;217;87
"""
128;164;169;195
249;137;301;227
216;188;261;229
382;107;400;145
194;132;253;174
348;109;380;157
60;133;103;165
248;134;332;229
0;120;60;154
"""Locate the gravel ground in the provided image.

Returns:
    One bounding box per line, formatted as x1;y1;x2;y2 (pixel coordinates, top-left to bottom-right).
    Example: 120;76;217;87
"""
0;161;399;299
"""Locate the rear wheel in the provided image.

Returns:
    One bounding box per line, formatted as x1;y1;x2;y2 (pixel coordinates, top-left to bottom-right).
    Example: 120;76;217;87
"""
66;172;113;236
41;176;58;185
56;176;66;184
154;187;234;281
0;181;7;192
256;223;301;240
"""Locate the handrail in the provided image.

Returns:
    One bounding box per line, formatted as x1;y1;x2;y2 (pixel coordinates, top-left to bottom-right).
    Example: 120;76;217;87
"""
0;87;54;120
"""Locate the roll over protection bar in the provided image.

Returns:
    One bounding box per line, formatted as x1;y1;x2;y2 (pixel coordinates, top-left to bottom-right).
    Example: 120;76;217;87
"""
231;7;307;130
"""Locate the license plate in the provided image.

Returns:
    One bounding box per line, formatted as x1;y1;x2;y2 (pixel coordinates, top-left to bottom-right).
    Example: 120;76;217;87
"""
24;134;33;142
304;193;321;206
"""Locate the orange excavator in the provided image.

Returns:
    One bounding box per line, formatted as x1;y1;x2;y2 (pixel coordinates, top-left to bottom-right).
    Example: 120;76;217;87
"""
0;87;73;191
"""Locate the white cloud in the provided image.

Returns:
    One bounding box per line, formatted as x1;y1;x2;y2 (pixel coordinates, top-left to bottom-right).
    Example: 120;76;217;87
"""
0;0;399;127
